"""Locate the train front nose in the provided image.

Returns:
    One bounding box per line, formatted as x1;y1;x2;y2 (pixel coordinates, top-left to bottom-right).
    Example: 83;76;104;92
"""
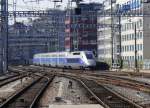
87;60;96;67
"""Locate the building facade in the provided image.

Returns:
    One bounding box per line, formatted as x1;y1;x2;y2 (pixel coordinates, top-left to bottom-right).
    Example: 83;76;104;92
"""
8;9;66;65
98;0;150;69
97;0;113;64
65;3;101;56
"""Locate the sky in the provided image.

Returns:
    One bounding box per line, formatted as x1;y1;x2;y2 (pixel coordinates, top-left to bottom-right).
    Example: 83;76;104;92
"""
8;0;103;24
8;0;103;11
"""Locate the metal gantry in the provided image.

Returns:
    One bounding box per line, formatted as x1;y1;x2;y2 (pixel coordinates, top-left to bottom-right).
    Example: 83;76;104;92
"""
0;10;149;17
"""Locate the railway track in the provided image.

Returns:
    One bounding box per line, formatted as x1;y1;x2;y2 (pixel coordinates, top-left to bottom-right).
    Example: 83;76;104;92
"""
46;70;150;93
42;66;150;93
0;74;55;108
8;66;150;107
10;66;150;93
0;74;18;82
78;78;143;108
0;74;26;87
28;65;150;77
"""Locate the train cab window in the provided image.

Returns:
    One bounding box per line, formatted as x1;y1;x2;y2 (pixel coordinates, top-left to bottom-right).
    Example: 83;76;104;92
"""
86;54;93;59
67;58;80;63
73;53;80;55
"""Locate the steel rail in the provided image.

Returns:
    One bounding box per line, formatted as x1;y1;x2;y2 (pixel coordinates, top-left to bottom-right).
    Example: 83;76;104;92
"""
78;79;110;108
29;75;55;108
10;66;149;107
62;71;150;92
36;66;150;92
0;74;19;82
103;85;143;108
0;75;26;87
0;76;42;108
81;79;143;108
0;72;55;108
62;75;143;108
13;66;150;92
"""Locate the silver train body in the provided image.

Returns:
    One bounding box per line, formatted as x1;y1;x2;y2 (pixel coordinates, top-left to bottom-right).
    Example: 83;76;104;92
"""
33;51;96;69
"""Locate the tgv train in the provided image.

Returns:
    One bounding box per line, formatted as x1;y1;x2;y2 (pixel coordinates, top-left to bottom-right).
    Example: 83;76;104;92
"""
33;51;96;69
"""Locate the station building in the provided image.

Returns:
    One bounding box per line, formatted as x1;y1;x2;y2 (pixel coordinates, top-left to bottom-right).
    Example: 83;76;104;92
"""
97;0;150;69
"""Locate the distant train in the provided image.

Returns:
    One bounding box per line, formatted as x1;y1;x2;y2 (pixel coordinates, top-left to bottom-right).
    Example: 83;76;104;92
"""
33;51;96;69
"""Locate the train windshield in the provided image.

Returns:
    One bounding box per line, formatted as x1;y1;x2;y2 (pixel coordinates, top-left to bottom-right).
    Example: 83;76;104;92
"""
86;53;93;59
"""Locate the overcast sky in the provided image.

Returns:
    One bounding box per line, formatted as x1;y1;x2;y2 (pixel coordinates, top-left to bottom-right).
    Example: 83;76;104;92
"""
8;0;103;11
8;0;103;24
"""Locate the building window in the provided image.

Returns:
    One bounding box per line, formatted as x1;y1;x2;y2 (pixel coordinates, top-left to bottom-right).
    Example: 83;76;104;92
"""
132;45;134;51
138;56;140;60
140;32;143;39
129;34;131;40
132;23;134;30
128;34;131;40
137;32;139;39
122;35;124;41
128;23;130;30
137;21;139;28
126;24;128;30
130;45;132;51
122;46;124;52
124;24;126;31
140;44;143;50
130;56;132;60
132;34;134;40
138;44;140;50
132;56;134;60
139;19;143;27
140;55;143;60
127;56;129;60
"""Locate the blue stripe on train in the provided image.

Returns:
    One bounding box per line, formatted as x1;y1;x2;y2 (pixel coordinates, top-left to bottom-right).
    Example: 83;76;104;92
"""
33;57;85;65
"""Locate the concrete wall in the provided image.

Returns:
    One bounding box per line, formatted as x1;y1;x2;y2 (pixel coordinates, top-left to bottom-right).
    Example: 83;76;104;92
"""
143;3;150;59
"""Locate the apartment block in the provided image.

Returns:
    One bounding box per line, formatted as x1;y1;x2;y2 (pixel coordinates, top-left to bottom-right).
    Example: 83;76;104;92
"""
98;0;150;69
